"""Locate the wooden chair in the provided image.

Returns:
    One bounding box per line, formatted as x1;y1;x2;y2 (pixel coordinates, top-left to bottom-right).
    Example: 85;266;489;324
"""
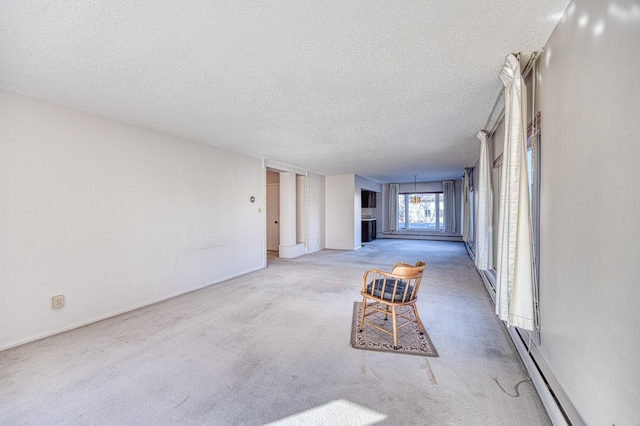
359;261;426;350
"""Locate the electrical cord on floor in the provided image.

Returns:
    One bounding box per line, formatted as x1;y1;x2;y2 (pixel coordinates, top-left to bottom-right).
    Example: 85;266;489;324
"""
492;376;531;397
492;327;534;397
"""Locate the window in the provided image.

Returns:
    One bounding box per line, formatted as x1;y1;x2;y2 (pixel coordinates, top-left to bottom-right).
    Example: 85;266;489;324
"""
527;113;541;342
398;193;444;230
490;118;540;275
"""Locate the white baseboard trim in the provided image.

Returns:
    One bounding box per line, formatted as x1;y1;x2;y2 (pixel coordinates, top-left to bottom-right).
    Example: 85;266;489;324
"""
515;329;586;426
382;232;463;242
478;269;496;304
465;243;496;303
508;327;571;425
0;266;265;352
279;242;306;258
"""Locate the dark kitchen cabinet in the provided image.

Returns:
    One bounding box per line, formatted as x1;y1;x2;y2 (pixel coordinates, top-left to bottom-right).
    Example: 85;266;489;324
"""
362;219;377;242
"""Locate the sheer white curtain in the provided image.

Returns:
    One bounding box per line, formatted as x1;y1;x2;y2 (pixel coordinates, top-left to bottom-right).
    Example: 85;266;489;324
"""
475;131;493;270
388;184;399;232
443;180;456;233
495;54;535;331
462;169;470;242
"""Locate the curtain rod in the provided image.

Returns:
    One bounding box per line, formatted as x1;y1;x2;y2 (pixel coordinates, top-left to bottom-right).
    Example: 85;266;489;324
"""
483;51;542;137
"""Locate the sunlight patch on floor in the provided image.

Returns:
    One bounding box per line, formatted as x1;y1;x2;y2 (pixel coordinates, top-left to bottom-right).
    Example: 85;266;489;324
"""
265;399;386;426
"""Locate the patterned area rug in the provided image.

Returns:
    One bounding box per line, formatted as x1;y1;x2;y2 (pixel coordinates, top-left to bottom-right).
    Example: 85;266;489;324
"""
350;302;438;357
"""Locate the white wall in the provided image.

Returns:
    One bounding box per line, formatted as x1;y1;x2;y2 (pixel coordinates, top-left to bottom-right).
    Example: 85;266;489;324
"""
535;1;640;423
355;175;382;193
307;172;326;253
0;89;265;350
325;174;356;250
296;175;305;243
397;181;443;193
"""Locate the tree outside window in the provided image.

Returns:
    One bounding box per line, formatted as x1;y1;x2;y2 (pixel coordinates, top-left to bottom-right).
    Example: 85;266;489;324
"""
398;193;444;230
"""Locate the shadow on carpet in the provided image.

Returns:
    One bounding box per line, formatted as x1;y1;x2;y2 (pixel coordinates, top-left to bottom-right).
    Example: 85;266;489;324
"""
350;302;438;357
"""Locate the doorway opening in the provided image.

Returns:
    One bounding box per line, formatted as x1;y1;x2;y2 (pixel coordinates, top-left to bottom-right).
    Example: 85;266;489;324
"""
266;168;306;260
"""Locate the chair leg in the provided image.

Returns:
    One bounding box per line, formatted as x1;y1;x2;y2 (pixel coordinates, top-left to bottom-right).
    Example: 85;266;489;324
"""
411;303;424;335
359;297;367;332
384;304;390;321
391;306;398;350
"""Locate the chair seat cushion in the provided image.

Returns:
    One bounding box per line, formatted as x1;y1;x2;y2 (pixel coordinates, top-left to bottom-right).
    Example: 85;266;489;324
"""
366;279;414;302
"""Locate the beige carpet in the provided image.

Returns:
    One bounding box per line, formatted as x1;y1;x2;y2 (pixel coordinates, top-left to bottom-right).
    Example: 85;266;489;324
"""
351;301;438;357
0;240;551;425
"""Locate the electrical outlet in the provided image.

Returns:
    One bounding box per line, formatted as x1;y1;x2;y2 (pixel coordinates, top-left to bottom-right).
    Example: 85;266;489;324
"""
52;295;64;309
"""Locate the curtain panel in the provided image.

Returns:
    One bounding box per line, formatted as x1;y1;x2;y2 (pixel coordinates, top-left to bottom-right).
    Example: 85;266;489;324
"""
475;131;493;270
495;54;535;331
443;180;456;233
388;184;399;232
462;170;470;242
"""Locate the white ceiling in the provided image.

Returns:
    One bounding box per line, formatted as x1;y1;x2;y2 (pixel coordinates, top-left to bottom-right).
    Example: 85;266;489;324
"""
0;1;569;183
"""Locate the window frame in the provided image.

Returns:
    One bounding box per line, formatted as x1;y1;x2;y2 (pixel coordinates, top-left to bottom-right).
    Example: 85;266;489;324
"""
487;113;541;345
397;192;445;231
526;113;542;343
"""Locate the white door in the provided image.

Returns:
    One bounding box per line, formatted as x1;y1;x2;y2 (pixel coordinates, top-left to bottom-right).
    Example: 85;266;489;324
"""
266;184;279;251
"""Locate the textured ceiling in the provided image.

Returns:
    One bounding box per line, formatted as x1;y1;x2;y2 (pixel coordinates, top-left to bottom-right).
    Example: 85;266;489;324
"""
0;1;569;183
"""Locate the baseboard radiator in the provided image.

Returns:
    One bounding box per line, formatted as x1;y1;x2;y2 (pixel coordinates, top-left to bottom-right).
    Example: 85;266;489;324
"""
465;243;584;426
381;231;463;242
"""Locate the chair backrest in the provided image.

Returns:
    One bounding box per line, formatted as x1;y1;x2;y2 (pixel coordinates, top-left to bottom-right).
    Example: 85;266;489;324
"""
391;264;424;276
362;261;425;304
391;260;425;273
391;261;425;274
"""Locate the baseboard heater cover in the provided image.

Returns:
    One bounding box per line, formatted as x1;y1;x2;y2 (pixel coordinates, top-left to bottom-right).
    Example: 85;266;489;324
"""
464;243;584;426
